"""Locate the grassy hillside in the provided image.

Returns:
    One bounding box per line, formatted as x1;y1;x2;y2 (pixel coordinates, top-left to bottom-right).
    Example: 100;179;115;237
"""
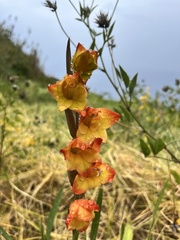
0;22;180;240
0;21;57;87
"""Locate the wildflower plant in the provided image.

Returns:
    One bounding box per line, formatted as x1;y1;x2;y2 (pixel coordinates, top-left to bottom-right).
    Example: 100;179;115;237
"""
43;0;180;239
48;41;120;237
46;0;179;164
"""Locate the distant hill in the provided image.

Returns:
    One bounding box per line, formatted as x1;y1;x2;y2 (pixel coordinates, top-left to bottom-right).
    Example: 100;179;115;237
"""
0;22;57;86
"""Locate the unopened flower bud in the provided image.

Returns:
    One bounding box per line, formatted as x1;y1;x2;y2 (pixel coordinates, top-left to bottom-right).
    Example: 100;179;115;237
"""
162;86;170;92
175;79;180;86
44;0;57;12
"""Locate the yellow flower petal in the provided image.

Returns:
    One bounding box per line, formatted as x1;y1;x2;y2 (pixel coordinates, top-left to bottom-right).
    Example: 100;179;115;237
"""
76;107;120;142
48;73;87;111
72;163;116;194
66;199;99;232
60;138;102;173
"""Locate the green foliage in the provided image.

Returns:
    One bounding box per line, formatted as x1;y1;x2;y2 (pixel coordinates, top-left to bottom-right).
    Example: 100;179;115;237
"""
90;188;103;240
147;136;166;155
129;73;138;96
0;226;13;240
72;230;79;240
121;223;133;240
140;138;151;157
140;136;166;158
45;183;65;239
118;105;131;122
147;180;169;240
120;65;130;88
170;170;180;184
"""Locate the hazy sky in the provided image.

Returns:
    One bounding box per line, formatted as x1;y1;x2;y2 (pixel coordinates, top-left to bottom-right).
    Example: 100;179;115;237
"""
0;0;180;99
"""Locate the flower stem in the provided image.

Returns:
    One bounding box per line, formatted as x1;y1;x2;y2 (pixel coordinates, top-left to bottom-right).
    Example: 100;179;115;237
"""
54;10;76;47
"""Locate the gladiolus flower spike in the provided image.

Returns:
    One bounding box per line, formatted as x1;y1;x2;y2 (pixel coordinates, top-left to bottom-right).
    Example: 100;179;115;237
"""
48;42;120;233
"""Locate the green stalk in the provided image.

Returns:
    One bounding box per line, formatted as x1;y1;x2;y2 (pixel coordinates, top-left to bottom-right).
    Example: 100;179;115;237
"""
54;10;76;47
0;226;13;240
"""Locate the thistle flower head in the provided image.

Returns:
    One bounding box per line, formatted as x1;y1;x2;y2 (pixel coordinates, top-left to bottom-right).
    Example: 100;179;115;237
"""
95;12;110;28
162;86;170;92
175;79;180;86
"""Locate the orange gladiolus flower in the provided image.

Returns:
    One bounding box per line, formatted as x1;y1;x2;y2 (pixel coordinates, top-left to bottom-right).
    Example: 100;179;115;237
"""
66;199;99;232
61;138;102;173
72;43;98;83
48;73;87;111
76;107;120;143
72;162;116;194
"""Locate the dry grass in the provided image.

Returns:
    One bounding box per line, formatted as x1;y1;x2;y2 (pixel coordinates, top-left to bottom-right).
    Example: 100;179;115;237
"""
0;94;180;240
100;142;180;240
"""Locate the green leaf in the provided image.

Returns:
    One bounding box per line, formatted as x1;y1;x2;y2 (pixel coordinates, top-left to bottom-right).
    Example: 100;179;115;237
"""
120;223;126;239
113;107;121;115
129;73;138;95
147;137;165;155
108;21;115;38
90;188;103;240
119;66;130;88
83;231;87;240
115;67;121;78
40;223;48;240
0;226;13;240
119;106;131;122
147;136;156;155
79;2;83;16
90;39;96;50
140;138;151;157
122;223;133;240
98;47;103;56
46;182;65;240
103;29;106;42
75;18;82;22
72;230;79;240
91;30;97;38
147;180;169;240
154;138;165;155
93;32;102;37
170;170;180;184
